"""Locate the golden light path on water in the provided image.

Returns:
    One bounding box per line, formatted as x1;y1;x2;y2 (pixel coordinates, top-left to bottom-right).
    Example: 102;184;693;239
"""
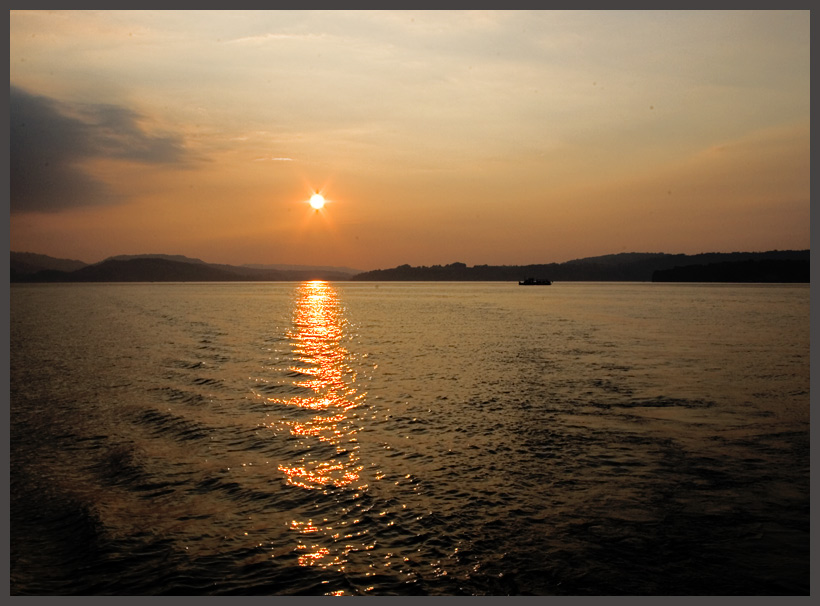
255;281;370;575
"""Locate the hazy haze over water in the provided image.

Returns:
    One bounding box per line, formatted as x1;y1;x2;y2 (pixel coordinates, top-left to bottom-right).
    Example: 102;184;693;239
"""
10;281;809;594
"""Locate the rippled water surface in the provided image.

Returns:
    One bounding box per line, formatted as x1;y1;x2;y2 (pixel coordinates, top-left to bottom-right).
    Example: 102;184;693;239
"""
10;281;810;595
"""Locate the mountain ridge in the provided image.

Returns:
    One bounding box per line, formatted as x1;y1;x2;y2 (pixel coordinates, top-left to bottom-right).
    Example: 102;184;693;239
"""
10;250;810;283
10;252;360;282
10;253;356;282
351;250;810;282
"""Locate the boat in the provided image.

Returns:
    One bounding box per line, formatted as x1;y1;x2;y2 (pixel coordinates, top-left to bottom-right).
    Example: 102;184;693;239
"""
518;278;552;285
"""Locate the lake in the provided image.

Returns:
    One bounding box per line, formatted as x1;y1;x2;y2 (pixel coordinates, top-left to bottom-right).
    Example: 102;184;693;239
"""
9;281;810;595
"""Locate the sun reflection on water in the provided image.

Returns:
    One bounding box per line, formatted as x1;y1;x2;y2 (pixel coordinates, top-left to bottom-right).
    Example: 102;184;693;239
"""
254;281;374;579
264;281;367;491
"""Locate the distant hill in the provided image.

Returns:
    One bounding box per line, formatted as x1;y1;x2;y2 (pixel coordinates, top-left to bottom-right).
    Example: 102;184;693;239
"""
10;253;357;283
351;250;810;282
10;251;89;277
562;252;666;266
104;253;208;265
10;250;810;283
103;255;362;275
67;258;243;282
11;258;244;283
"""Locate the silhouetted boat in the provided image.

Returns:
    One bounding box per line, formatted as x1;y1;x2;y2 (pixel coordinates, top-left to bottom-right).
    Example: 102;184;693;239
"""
519;278;552;285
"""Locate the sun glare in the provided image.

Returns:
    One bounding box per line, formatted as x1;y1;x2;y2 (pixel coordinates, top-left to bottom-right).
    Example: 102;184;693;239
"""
309;193;325;210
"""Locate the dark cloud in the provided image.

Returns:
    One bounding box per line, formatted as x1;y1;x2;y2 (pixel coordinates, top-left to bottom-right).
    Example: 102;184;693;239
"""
10;85;190;213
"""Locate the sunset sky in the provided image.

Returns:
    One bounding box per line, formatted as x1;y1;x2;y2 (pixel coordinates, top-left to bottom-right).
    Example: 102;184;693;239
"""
9;10;810;271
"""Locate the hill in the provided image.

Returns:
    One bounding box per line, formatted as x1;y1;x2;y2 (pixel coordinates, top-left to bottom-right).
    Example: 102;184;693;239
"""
11;251;89;278
10;250;810;283
351;250;810;282
14;258;244;282
10;254;356;283
104;253;209;265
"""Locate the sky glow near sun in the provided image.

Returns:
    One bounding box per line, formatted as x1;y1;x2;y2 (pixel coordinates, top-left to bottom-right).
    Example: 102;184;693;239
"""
8;10;810;270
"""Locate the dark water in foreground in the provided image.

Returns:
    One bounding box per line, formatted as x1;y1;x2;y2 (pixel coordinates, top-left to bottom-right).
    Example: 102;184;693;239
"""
10;282;810;595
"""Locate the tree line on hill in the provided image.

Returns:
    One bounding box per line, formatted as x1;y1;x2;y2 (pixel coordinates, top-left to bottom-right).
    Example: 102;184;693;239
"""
351;251;809;282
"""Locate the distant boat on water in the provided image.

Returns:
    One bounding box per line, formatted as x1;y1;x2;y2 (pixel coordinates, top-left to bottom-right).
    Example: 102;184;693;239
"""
518;278;552;285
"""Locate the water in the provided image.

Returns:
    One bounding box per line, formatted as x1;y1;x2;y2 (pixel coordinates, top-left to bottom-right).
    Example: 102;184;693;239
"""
9;281;810;595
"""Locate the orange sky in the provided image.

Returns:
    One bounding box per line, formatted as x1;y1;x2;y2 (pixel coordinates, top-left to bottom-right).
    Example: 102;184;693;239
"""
9;10;810;270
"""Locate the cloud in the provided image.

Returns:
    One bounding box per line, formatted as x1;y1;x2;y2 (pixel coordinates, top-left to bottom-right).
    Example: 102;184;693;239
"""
226;32;328;45
10;85;190;213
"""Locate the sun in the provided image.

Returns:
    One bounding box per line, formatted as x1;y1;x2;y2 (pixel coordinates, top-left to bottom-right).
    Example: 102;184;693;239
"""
309;193;325;210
